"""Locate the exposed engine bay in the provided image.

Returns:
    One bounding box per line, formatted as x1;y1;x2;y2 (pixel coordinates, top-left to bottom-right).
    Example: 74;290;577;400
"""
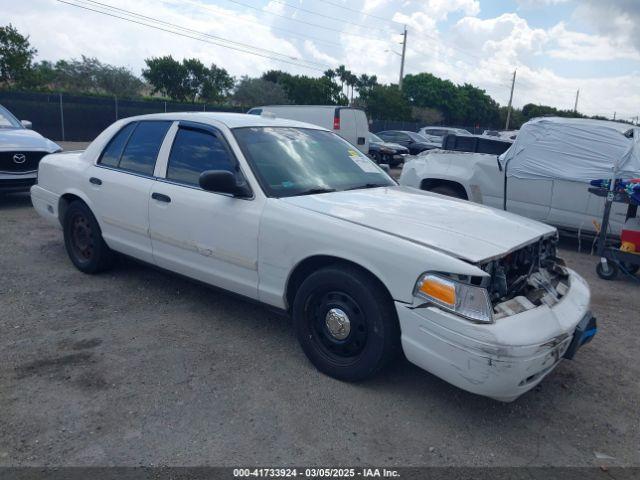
480;236;570;319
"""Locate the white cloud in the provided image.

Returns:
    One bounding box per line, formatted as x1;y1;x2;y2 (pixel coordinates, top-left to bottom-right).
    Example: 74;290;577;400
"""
362;0;391;13
546;22;640;61
8;0;308;77
3;0;639;120
451;13;547;63
303;40;338;66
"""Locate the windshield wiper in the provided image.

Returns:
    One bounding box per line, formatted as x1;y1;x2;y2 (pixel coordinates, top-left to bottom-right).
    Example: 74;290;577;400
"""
289;187;336;197
345;183;389;191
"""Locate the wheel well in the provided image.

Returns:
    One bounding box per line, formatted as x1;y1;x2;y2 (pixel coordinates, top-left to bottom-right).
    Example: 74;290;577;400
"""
58;193;84;225
419;179;468;199
285;255;393;312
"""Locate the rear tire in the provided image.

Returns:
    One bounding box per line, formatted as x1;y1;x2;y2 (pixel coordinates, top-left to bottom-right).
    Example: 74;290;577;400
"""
428;185;464;199
63;201;115;274
292;265;400;381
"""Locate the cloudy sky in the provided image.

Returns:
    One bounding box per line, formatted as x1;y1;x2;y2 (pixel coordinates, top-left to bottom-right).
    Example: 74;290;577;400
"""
4;0;639;120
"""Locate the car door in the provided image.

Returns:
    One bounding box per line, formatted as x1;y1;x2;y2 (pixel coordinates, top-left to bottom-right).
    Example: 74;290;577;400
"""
86;120;172;263
506;176;552;222
148;121;262;300
555;180;626;235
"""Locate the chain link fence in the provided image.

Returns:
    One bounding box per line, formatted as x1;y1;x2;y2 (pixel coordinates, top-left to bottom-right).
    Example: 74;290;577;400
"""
0;90;486;141
0;91;246;142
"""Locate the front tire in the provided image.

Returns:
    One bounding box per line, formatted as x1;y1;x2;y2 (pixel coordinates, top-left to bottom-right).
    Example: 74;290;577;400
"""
63;201;115;273
292;265;400;381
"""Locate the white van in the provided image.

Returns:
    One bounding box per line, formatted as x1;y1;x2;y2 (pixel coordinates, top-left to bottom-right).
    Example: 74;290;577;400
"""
247;105;370;154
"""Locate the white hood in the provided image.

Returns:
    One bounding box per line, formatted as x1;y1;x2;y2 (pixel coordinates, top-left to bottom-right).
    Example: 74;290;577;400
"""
0;128;61;152
281;186;556;263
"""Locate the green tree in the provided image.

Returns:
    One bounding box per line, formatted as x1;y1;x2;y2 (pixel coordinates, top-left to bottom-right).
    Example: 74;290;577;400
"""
262;70;343;104
232;76;289;106
143;56;233;102
358;84;411;121
0;24;37;87
142;55;188;99
201;63;234;103
33;56;143;97
355;73;378;97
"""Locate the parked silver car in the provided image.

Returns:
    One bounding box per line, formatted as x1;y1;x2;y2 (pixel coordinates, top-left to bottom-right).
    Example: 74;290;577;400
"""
0;104;61;193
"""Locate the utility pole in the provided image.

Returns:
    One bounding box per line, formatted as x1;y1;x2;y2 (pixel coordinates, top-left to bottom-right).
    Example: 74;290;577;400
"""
505;69;516;130
398;26;407;91
574;89;580;113
613;111;616;120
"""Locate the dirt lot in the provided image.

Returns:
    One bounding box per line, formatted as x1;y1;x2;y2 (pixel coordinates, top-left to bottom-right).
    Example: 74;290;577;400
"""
0;191;639;468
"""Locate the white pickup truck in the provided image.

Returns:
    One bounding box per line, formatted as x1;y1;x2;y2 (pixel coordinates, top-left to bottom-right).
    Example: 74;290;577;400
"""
31;112;596;401
400;117;639;237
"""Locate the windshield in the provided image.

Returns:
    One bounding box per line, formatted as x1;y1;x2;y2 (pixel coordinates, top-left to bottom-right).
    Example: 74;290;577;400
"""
233;127;396;198
0;105;22;129
408;132;429;142
369;133;383;143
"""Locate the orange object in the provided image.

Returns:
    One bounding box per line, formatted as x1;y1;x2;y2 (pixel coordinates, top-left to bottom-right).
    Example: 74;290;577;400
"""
621;216;640;254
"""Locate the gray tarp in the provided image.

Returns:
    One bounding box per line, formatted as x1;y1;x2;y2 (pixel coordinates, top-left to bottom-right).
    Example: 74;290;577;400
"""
501;117;640;181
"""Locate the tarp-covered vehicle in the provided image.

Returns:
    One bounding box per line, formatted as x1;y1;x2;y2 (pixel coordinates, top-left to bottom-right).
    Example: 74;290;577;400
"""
400;117;640;236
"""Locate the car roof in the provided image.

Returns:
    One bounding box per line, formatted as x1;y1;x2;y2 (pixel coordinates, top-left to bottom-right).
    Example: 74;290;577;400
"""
120;111;328;130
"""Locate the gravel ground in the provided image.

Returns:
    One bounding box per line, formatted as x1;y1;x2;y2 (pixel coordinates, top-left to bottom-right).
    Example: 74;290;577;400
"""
0;191;639;468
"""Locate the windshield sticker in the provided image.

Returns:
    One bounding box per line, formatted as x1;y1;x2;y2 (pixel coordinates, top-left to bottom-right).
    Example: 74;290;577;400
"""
351;155;381;173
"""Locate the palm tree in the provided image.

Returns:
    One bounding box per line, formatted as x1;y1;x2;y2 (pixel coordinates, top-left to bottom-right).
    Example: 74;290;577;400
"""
335;65;348;95
346;73;357;105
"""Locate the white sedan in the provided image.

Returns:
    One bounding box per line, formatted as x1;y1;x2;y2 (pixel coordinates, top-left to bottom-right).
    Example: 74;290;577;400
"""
31;112;596;401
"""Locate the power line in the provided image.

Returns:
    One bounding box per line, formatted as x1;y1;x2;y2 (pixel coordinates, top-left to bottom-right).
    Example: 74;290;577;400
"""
315;0;400;25
178;0;344;49
56;0;329;72
221;0;393;43
266;0;395;34
77;0;332;69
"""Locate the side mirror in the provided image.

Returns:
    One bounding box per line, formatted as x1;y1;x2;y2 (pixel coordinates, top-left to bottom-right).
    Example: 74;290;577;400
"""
199;170;251;197
21;120;32;129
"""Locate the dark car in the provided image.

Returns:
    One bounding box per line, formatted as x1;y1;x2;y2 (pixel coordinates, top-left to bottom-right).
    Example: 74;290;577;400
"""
367;133;409;167
441;133;512;155
375;130;440;155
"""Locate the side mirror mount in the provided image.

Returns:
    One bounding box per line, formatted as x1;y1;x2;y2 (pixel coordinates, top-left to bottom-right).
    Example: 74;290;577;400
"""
379;163;391;173
199;170;251;197
21;120;32;129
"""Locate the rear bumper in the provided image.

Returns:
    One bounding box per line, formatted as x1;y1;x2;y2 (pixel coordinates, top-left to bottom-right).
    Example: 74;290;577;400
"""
396;270;593;402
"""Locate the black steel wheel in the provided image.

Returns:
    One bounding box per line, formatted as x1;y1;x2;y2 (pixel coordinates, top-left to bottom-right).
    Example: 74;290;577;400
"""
63;201;115;273
292;264;400;381
596;260;618;280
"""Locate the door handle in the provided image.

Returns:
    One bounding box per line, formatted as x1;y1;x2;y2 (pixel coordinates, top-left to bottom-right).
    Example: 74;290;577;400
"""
151;192;171;203
89;177;102;185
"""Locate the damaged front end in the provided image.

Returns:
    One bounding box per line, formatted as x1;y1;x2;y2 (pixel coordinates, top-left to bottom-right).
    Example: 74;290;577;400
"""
480;236;570;319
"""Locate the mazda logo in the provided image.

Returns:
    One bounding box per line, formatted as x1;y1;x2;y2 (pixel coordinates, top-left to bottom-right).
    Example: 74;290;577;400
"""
13;153;26;164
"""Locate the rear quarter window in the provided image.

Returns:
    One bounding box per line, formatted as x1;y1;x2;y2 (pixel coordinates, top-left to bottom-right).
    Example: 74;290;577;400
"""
98;122;136;167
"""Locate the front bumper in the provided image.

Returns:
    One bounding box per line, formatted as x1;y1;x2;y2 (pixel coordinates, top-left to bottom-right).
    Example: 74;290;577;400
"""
0;171;37;193
397;270;593;402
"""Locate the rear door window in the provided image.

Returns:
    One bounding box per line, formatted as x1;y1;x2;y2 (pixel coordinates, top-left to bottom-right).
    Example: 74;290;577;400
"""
166;127;235;186
119;121;171;176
